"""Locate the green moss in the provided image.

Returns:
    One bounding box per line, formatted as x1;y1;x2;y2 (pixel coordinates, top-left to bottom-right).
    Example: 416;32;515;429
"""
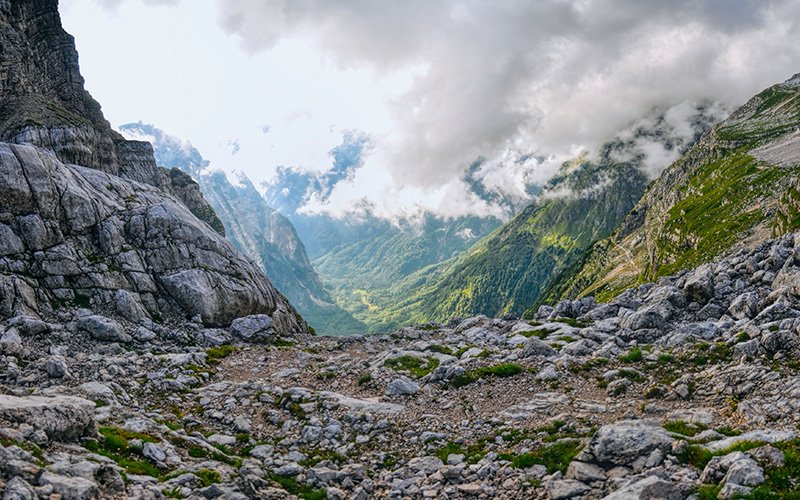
84;427;163;478
206;345;235;365
663;420;708;437
450;363;524;388
499;440;583;473
384;356;440;378
268;474;327;500
194;468;221;487
425;344;454;355
619;347;643;363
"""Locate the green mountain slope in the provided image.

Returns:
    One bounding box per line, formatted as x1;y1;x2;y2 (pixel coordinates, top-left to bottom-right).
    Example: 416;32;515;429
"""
541;74;800;306
312;215;501;330
355;106;721;330
360;157;648;330
120;123;365;335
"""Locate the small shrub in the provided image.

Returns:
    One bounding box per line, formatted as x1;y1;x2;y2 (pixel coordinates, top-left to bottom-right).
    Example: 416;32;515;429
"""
357;373;373;385
499;440;583;473
619;347;643;363
194;469;221;487
206;345;235;365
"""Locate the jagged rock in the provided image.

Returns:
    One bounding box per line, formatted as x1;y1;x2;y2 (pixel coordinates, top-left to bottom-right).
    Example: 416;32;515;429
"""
386;378;420;396
547;479;591;499
44;355;68;378
521;337;558;358
566;461;606;483
37;471;99;500
2;476;36;500
0;395;94;440
602;476;682;500
230;314;274;341
0;143;306;333
77;316;129;343
584;420;673;467
728;291;760;319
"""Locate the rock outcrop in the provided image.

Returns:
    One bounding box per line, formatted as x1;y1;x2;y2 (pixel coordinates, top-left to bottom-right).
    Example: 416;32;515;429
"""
0;0;224;234
0;142;305;330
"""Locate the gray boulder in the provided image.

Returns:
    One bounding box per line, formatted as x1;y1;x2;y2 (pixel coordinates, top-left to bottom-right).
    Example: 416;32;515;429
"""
602;476;682;500
77;316;130;343
521;337;558;358
684;264;715;304
585;420;673;467
230;314;274;341
386;378;420;396
0;395;95;440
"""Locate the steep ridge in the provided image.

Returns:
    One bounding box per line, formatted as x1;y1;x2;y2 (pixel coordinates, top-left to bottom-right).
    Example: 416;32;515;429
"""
120;123;364;335
0;0;306;334
0;0;224;234
546;74;800;306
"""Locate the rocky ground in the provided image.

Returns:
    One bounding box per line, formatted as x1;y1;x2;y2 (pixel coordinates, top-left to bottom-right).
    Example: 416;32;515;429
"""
5;233;800;499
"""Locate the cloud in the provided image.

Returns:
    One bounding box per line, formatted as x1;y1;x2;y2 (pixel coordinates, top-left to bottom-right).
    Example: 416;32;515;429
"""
210;0;800;219
90;0;800;220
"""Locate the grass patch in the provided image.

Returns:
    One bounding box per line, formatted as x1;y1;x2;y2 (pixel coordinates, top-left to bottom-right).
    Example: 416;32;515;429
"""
384;356;440;378
449;363;523;388
619;347;643;363
194;469;221;487
206;345;235;365
499;440;583;473
83;427;162;478
268;474;326;500
299;448;347;467
273;338;295;347
425;344;454;355
357;373;373;385
663;420;709;437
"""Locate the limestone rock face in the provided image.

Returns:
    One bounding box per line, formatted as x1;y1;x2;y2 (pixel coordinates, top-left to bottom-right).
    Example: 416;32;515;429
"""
0;142;306;331
0;0;223;235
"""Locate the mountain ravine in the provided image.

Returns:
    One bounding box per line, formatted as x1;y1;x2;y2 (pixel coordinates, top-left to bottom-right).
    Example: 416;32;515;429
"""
119;123;365;336
3;1;800;500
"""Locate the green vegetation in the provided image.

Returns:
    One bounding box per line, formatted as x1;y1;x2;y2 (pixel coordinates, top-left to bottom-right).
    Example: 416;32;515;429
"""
194;469;221;487
298;448;347;467
619;347;643;363
384;356;440;378
83;427;161;478
268;474;327;500
425;344;454;355
663;420;708;437
206;345;235;365
499;440;583;473
449;363;524;388
357;373;373;385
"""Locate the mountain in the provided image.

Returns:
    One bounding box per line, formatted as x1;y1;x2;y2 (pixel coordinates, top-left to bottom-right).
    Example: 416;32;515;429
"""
311;214;502;330
353;107;721;328
263;156;505;332
542;74;800;308
0;0;306;334
118;123;364;335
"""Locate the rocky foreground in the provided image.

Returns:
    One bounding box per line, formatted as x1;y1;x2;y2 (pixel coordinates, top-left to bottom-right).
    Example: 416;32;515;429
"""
4;236;800;498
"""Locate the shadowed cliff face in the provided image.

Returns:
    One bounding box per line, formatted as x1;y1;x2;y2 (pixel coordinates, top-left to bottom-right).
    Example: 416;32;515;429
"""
0;0;225;235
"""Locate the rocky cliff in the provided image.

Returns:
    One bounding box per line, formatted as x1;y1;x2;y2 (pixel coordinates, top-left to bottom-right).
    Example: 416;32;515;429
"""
0;0;306;333
0;0;224;234
120;122;365;335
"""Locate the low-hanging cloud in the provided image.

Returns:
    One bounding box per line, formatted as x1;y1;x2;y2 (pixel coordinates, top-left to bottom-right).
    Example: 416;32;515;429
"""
211;0;800;219
90;0;800;220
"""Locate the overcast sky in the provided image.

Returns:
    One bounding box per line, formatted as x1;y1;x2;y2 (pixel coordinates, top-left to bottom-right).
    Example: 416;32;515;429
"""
60;0;800;220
